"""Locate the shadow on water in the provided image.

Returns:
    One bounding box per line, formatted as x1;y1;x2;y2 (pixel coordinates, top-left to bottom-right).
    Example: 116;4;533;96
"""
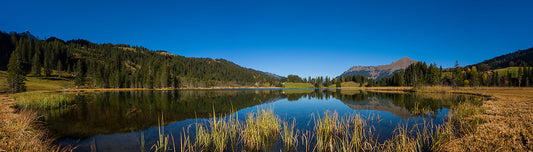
43;89;483;151
45;90;282;139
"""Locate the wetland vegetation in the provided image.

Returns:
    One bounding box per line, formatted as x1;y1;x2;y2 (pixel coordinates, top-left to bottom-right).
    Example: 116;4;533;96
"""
17;89;484;151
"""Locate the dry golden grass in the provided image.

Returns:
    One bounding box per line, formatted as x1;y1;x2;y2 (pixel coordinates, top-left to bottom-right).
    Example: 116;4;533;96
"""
0;94;77;152
365;86;533;151
0;95;52;151
443;87;533;151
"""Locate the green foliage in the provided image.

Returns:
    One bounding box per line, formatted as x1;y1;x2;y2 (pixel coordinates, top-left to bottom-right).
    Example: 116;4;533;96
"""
30;51;41;76
282;82;314;88
7;49;26;93
74;60;84;88
471;47;533;70
0;31;281;89
334;78;341;87
376;60;533;87
10;92;74;109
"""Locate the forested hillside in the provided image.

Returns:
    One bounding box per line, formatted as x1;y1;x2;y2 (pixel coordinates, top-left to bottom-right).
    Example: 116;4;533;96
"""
376;61;533;87
0;31;280;89
469;47;533;71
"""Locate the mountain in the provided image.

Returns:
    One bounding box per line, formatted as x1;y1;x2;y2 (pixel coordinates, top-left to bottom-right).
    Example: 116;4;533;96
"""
339;57;418;79
469;47;533;71
261;72;283;79
0;30;282;88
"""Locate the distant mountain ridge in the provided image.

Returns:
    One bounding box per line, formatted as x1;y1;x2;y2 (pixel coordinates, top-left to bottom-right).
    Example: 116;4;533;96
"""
469;47;533;70
340;57;418;79
0;30;283;88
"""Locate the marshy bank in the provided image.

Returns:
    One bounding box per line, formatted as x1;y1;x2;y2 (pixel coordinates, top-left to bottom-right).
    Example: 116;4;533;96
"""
0;92;78;151
141;102;483;152
2;87;531;151
42;89;482;151
364;86;533;151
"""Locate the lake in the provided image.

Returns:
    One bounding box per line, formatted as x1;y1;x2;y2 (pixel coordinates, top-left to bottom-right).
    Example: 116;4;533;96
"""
43;89;482;151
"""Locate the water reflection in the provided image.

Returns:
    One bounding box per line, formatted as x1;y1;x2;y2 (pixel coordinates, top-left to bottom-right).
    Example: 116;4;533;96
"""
44;89;482;151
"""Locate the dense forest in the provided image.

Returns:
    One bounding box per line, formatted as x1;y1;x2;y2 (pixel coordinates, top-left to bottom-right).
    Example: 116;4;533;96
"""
282;47;533;88
375;61;533;87
3;30;532;93
469;47;533;70
333;47;533;88
1;31;281;92
282;74;372;88
330;61;533;88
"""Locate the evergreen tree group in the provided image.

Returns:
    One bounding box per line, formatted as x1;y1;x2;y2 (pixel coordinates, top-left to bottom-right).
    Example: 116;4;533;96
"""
0;31;280;90
376;61;533;87
6;49;26;92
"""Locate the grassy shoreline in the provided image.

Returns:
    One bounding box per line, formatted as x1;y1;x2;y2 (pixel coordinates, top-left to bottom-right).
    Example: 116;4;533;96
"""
1;87;532;151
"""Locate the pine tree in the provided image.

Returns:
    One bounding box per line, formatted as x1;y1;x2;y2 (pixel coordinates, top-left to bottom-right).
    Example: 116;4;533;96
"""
43;56;52;77
160;64;169;88
56;60;62;78
428;64;439;86
74;60;85;88
31;51;41;76
7;49;26;93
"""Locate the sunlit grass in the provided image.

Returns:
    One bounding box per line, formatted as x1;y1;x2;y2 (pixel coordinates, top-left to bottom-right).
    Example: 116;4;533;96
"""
152;115;170;152
242;108;281;150
140;96;489;152
280;119;298;151
283;83;314;88
0;110;78;152
10;92;75;109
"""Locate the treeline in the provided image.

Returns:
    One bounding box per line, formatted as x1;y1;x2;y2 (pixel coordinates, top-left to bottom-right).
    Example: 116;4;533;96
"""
283;60;533;88
470;47;533;70
377;61;533;87
283;74;373;88
1;31;280;92
283;75;338;87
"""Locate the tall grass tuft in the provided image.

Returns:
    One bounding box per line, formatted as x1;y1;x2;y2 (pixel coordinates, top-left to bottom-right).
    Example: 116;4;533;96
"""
10;92;74;109
209;114;228;152
164;105;480;151
280;119;298;151
151;115;173;152
450;102;484;136
242;108;281;150
314;111;341;151
314;111;374;152
0;110;78;151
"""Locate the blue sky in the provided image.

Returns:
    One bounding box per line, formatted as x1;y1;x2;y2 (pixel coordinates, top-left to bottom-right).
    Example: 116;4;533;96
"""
2;0;533;78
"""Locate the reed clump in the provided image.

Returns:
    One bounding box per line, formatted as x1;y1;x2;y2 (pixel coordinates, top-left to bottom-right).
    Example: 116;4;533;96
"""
10;92;74;109
193;112;242;151
449;102;484;136
152;115;170;152
314;111;377;152
280;119;298;151
150;105;485;152
242;108;281;150
0;109;78;152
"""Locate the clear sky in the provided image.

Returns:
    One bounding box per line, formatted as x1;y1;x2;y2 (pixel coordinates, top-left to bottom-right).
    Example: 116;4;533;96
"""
2;0;533;78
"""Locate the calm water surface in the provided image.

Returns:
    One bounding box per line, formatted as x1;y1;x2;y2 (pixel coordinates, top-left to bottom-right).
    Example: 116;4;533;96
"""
43;89;482;151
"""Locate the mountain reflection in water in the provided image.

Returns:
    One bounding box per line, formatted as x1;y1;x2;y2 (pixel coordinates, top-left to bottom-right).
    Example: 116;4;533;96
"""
44;89;482;151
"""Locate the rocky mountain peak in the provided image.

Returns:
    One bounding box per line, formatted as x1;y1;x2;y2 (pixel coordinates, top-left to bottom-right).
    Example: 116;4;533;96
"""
340;57;418;79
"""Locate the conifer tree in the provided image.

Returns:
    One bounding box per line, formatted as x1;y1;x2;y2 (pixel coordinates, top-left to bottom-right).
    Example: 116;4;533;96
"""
7;49;26;93
74;60;85;88
56;60;62;78
31;51;41;76
43;56;52;76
